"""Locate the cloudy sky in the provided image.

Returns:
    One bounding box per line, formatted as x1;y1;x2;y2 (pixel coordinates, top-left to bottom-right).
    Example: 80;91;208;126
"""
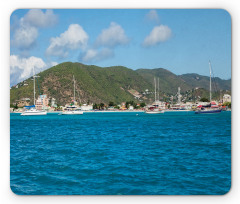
10;9;231;86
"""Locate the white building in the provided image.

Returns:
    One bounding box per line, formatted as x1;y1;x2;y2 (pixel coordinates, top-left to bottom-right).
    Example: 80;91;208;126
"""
223;94;231;103
129;105;134;110
81;104;93;111
35;95;49;110
152;100;166;110
51;98;57;107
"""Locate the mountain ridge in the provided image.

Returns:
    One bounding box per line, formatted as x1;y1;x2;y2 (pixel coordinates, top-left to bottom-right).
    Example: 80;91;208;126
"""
10;62;231;106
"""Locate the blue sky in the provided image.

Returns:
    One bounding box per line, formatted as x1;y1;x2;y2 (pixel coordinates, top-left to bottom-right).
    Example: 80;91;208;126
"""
10;9;231;86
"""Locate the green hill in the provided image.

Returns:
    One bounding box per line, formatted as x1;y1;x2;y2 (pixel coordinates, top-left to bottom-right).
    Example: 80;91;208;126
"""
10;62;154;105
179;73;231;91
10;62;231;106
136;68;192;94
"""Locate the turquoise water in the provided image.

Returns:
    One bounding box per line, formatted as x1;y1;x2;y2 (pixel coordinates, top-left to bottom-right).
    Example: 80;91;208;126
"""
10;111;231;195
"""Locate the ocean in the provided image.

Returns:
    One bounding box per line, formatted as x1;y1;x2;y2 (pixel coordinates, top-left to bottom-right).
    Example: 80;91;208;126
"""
10;111;231;195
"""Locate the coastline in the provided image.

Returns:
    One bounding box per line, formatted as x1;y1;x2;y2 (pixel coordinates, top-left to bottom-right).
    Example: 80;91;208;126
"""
10;109;196;114
10;109;231;114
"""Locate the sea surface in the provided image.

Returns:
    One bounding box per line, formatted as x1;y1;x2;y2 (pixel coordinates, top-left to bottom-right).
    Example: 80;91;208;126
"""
10;111;231;195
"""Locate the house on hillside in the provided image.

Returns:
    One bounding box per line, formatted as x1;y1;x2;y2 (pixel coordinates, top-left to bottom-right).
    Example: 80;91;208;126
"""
15;98;30;107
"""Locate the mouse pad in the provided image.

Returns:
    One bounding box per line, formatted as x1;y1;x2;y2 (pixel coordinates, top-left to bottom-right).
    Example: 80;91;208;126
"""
10;9;231;195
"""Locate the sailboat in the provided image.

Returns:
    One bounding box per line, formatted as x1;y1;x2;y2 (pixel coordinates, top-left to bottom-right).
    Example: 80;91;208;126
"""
21;68;47;116
145;77;164;114
195;61;222;114
61;75;83;115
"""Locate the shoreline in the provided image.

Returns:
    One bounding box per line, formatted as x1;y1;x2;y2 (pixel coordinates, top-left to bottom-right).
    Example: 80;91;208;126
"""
11;109;231;114
10;109;196;114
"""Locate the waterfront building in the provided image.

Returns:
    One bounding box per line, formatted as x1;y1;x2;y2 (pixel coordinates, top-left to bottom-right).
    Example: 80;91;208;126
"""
51;98;57;108
152;100;166;110
223;94;231;103
120;102;126;110
184;102;194;110
35;95;49;110
108;107;115;111
129;105;134;110
170;104;181;110
81;104;93;111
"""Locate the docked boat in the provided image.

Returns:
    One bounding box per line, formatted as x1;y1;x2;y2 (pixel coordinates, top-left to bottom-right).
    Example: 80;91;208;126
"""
195;61;221;114
61;107;83;115
145;77;164;114
60;76;83;115
145;109;164;114
195;108;221;114
21;68;47;116
21;106;47;116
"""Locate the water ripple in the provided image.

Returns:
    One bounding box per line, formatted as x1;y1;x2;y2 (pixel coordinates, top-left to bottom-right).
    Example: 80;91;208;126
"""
10;112;231;195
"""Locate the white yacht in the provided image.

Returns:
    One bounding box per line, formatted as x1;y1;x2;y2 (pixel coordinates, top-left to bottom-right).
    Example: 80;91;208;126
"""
145;109;164;114
60;76;83;115
61;107;83;115
145;77;164;114
195;61;222;114
21;107;47;116
21;68;47;116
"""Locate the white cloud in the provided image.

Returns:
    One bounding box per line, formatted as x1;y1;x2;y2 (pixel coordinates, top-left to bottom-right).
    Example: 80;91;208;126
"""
81;49;98;62
46;24;89;58
12;24;38;49
11;9;58;50
79;22;129;63
143;25;172;47
145;10;160;23
49;61;59;67
23;9;58;28
10;55;57;86
81;48;114;63
95;22;129;48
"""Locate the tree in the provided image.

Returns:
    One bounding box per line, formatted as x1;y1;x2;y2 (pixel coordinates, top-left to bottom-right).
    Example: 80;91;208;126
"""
108;101;115;107
223;102;231;108
99;103;105;110
200;97;209;102
56;104;62;111
114;105;120;109
140;102;146;108
93;103;98;110
125;101;130;109
129;101;134;105
133;103;138;109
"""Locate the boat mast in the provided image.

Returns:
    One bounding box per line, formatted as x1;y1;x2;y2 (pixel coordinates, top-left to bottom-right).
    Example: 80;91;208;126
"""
154;77;156;102
158;77;160;101
73;75;75;105
33;67;36;106
178;87;181;104
209;61;212;102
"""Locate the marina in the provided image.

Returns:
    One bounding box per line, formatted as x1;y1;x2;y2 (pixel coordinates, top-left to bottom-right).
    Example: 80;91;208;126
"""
9;9;231;196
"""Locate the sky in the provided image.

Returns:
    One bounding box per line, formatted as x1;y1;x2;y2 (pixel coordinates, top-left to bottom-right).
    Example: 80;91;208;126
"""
10;9;231;86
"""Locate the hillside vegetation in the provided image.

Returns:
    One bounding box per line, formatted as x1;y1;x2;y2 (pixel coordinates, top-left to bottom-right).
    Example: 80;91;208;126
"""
10;62;153;105
10;62;231;106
